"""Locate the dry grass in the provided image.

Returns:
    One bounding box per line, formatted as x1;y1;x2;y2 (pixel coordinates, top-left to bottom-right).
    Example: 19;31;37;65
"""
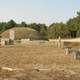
0;43;80;80
64;42;80;48
1;27;41;40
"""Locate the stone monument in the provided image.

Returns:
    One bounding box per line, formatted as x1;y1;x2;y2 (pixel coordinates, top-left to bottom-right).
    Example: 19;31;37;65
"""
9;30;15;40
58;36;61;48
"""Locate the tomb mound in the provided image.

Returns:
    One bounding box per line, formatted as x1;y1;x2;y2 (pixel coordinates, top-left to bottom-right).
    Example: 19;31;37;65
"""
1;27;42;40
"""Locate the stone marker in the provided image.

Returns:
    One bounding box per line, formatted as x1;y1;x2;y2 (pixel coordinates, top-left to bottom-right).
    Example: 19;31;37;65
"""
10;30;15;40
65;48;69;55
72;51;77;60
21;39;30;44
58;36;61;48
1;39;5;46
1;38;9;46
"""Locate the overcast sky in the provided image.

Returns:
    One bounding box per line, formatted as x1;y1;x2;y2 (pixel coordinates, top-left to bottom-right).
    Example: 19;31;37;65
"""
0;0;80;25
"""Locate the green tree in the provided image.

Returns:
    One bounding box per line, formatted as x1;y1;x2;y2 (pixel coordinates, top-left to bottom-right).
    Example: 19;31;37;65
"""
0;22;7;32
67;11;80;38
48;23;69;39
77;11;80;17
28;23;40;32
38;24;48;40
6;20;16;29
21;21;27;27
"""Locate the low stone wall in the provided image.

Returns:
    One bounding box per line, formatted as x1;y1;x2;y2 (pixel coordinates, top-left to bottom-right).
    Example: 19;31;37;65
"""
0;38;10;46
21;39;30;44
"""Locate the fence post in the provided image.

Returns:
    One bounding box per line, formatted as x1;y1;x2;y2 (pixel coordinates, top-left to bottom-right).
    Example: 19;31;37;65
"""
58;36;61;48
73;51;77;60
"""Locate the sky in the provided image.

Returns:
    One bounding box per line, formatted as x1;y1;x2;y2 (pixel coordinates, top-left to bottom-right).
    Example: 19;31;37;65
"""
0;0;80;25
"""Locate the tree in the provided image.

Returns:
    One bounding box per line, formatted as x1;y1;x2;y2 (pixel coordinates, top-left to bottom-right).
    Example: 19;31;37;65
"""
77;11;80;17
38;24;48;40
28;23;41;32
0;22;7;33
21;21;27;27
48;23;69;39
67;11;80;38
6;20;16;29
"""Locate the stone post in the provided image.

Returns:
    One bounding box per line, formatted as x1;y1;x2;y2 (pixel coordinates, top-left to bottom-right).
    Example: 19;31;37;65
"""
57;36;61;48
73;51;77;60
61;41;64;48
1;39;5;46
65;48;69;55
9;30;15;41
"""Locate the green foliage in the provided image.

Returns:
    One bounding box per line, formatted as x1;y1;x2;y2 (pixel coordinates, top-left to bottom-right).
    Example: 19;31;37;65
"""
0;20;17;33
28;23;40;32
39;24;48;40
48;23;69;39
21;21;27;27
6;20;16;29
27;23;48;40
67;12;80;38
0;22;7;32
77;11;80;17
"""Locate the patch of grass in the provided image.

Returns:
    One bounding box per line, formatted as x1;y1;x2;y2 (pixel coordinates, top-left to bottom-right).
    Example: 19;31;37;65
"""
64;42;80;48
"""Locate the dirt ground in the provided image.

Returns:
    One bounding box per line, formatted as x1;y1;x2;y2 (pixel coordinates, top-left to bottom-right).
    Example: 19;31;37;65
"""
0;43;80;80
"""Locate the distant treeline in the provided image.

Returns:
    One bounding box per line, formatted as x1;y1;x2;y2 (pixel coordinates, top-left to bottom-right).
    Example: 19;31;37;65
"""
0;11;80;39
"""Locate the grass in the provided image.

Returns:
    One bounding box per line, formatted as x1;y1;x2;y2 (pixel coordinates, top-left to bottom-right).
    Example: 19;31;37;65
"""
0;43;80;80
1;27;41;40
64;42;80;48
0;44;78;67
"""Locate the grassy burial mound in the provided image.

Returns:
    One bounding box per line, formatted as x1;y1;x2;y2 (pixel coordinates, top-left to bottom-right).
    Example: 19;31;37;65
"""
1;27;42;40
